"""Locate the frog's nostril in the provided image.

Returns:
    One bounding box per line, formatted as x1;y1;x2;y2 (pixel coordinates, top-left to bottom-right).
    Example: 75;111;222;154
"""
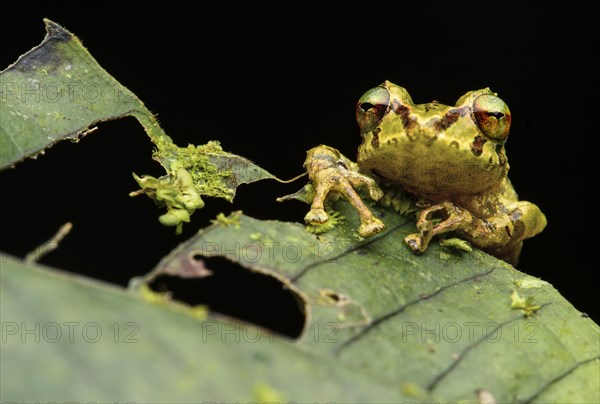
359;102;375;112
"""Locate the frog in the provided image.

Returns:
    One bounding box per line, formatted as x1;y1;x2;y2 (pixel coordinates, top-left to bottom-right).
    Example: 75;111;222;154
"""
301;81;546;265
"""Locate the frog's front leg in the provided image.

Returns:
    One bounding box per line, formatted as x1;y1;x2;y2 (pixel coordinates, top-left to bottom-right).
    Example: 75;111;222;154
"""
304;145;385;237
405;200;546;265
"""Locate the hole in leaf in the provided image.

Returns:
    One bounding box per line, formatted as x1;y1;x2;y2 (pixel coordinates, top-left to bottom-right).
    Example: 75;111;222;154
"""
319;288;350;306
151;256;306;339
323;290;341;303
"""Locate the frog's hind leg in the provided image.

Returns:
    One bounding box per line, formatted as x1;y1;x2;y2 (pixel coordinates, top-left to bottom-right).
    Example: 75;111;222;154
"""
404;202;473;254
405;200;546;266
489;242;522;267
475;201;546;265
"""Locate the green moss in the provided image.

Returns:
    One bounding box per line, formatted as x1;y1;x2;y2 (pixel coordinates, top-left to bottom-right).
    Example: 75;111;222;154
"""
439;237;473;252
249;232;274;244
510;289;541;317
514;278;549;289
131;139;244;233
253;381;286;403
379;186;418;215
137;284;208;320
211;211;242;228
155;140;234;201
306;209;345;234
401;382;425;398
131;168;204;234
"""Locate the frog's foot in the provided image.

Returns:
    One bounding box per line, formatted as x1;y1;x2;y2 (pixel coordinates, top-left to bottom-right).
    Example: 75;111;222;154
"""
405;200;546;265
304;145;385;237
405;202;473;254
378;185;419;214
357;216;386;238
305;207;329;224
404;222;433;253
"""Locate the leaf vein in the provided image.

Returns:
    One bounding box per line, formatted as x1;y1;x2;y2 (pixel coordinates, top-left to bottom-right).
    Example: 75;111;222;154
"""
291;219;411;282
4;125;25;155
335;267;498;353
516;355;600;403
425;303;553;392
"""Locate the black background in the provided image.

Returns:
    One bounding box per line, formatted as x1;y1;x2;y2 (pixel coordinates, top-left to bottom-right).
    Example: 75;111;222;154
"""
0;3;596;332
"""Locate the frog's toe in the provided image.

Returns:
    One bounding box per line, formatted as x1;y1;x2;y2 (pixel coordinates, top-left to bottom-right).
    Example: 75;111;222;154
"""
358;217;385;238
404;233;426;254
305;208;329;224
368;186;384;201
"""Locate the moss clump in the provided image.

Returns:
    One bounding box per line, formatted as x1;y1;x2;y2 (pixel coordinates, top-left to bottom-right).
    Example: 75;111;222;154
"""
131;140;237;233
306;208;345;234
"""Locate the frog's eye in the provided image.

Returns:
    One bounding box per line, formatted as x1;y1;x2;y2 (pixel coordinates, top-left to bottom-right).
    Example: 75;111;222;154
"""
356;86;390;133
473;94;511;140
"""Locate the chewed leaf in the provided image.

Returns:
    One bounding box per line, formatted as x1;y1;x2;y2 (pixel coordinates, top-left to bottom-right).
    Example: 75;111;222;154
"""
206;151;286;198
0;19;141;169
1;19;292;233
2;254;411;402
2;201;598;402
145;199;599;402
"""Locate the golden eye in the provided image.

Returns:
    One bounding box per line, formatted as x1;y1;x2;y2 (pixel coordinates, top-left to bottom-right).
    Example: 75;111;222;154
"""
356;86;390;133
473;94;511;141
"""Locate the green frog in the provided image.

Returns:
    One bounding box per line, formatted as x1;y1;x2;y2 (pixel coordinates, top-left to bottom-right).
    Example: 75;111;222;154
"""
302;81;546;265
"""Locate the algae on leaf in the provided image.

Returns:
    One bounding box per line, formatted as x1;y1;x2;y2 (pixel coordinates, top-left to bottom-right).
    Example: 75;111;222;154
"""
0;19;286;232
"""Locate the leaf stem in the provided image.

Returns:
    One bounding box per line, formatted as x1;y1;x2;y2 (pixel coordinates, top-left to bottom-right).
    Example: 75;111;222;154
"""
24;222;73;264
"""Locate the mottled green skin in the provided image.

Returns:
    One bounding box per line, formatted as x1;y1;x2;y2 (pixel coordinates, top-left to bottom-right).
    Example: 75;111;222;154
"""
305;81;546;265
357;83;508;200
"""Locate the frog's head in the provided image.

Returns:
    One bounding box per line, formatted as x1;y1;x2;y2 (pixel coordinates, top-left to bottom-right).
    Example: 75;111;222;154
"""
355;81;512;197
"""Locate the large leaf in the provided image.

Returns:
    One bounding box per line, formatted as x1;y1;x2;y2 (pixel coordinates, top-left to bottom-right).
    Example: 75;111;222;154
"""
0;254;405;402
0;19;286;233
2;201;598;402
144;201;600;403
0;256;412;403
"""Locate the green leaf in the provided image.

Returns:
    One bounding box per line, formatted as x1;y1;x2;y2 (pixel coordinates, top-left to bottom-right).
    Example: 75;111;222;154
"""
3;201;599;402
0;19;286;232
1;255;409;402
2;203;599;402
143;201;599;403
0;19;140;169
